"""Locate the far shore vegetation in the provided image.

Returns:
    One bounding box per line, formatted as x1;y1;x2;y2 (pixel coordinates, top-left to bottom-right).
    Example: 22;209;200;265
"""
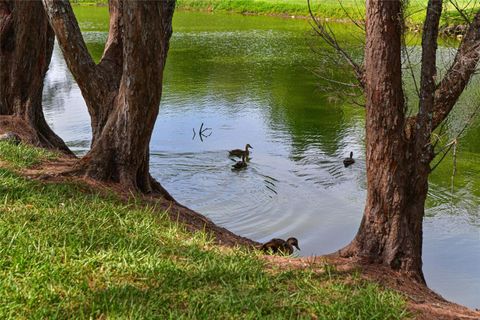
72;0;473;27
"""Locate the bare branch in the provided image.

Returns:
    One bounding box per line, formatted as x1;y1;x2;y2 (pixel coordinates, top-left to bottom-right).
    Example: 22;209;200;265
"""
336;0;365;32
311;70;360;88
448;0;472;25
431;102;480;171
402;44;420;99
307;0;365;87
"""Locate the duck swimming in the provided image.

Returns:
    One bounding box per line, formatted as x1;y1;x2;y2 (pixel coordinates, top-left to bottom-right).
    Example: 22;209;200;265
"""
261;237;300;255
229;144;253;158
232;154;247;170
343;151;355;167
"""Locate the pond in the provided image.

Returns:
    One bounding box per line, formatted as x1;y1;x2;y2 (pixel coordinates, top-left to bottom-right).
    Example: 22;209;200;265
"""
43;8;480;308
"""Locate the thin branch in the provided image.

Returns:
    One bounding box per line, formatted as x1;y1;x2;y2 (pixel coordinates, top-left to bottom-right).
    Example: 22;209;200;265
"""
336;0;365;32
307;0;364;87
312;70;360;88
431;102;480;171
449;0;472;25
403;43;420;99
451;140;457;194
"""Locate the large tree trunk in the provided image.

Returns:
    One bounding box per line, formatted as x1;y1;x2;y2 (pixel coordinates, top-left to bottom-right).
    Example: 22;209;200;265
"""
80;1;175;193
310;0;480;282
338;0;440;283
0;0;71;153
43;0;175;196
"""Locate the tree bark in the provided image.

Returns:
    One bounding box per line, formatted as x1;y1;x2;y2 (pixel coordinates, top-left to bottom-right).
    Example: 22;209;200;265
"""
0;0;71;153
338;0;444;283
43;0;176;196
432;12;480;129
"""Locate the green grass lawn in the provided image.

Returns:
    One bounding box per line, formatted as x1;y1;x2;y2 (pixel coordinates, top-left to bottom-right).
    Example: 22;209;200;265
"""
0;141;409;319
73;0;477;26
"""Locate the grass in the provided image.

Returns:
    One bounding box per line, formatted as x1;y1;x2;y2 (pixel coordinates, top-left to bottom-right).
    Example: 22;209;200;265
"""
0;142;410;319
72;0;478;27
0;141;57;168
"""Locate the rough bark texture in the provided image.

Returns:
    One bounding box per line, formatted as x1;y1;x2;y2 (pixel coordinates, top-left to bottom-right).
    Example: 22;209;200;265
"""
334;0;480;282
338;0;447;283
43;0;175;196
0;0;71;153
432;12;480;129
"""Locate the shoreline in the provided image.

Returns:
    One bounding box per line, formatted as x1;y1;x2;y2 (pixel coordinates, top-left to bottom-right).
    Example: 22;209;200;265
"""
0;133;479;318
72;1;467;36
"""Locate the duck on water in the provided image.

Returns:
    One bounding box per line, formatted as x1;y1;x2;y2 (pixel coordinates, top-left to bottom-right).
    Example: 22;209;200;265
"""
343;151;355;167
229;144;253;158
232;154;248;170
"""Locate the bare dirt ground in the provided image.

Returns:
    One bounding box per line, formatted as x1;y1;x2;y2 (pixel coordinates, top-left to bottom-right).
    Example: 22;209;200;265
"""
3;153;479;320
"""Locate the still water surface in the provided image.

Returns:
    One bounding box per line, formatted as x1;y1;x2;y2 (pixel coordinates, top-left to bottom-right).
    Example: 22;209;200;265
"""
43;9;479;308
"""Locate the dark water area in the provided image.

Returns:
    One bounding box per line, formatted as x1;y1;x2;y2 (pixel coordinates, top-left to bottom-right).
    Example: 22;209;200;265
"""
43;9;479;308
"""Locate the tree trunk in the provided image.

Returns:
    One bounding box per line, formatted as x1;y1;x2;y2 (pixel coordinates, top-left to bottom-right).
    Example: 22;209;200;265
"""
338;0;434;283
0;0;71;153
311;0;480;282
43;0;176;196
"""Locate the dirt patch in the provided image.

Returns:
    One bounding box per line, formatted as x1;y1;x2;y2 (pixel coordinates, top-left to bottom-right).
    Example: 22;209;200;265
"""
3;156;479;319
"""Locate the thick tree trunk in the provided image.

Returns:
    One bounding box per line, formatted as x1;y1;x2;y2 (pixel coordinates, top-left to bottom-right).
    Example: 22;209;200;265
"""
44;0;176;196
312;0;480;283
0;0;71;153
83;1;174;193
338;0;435;283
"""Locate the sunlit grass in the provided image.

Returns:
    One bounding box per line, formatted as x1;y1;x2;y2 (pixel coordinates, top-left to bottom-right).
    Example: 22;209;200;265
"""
0;141;57;168
0;144;410;318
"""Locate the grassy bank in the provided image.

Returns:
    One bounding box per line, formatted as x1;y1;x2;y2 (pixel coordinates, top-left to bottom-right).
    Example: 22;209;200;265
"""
0;141;409;319
73;0;474;26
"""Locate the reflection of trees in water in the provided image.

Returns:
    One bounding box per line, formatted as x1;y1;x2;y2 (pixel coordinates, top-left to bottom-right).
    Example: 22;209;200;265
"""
166;30;365;160
42;45;76;114
43;34;106;114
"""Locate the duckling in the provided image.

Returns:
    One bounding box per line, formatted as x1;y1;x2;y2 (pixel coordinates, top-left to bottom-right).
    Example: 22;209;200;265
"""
343;151;355;167
232;154;247;170
229;144;253;158
261;237;300;255
0;131;21;145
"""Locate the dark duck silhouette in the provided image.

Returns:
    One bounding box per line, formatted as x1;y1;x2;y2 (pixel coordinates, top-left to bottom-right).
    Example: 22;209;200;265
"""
229;144;253;158
261;237;300;255
232;154;247;170
343;151;355;167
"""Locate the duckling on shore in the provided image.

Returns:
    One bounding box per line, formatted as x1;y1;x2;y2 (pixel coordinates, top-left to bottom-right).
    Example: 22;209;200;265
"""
232;154;247;170
229;144;253;158
261;237;300;255
0;131;21;145
343;151;355;167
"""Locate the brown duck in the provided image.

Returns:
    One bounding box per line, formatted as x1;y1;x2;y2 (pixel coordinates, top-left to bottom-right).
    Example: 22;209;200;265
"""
229;144;253;158
261;237;300;255
232;154;247;170
343;151;355;167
